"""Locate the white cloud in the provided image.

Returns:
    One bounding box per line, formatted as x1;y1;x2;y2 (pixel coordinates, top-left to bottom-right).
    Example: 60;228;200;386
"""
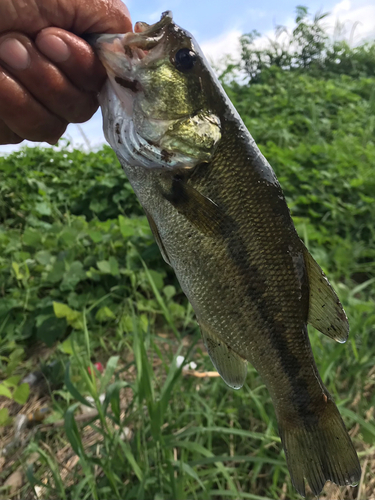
332;0;351;12
198;0;375;70
327;0;375;43
262;1;375;46
200;29;243;64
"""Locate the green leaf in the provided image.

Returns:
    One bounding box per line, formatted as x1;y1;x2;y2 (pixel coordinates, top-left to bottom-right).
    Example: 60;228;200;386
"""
64;403;86;457
87;230;103;243
108;256;120;276
37;316;67;346
12;261;23;280
9;347;24;361
60;261;86;291
102;380;127;418
59;227;79;246
147;270;164;290
35;250;52;265
173;461;205;490
59;336;74;355
89;198;108;214
64;362;93;408
13;383;30;404
118;439;143;481
119;314;133;333
6;348;25;376
35;201;51;216
3;375;22;388
119;215;135;238
100;356;119;392
163;285;176;300
0;407;10;426
0;384;13;399
97;260;111;274
53;302;83;330
95;306;115;322
46;259;65;283
23;228;42;247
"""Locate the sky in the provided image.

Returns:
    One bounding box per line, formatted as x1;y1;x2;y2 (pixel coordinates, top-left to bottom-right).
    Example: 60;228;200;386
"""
0;0;374;155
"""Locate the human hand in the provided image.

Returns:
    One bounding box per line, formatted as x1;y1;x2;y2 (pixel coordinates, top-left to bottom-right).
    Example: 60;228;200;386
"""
0;0;132;145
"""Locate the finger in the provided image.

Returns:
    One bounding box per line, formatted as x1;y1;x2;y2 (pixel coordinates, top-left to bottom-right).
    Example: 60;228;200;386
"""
0;119;23;145
0;67;67;144
0;33;98;124
0;0;132;37
36;28;106;92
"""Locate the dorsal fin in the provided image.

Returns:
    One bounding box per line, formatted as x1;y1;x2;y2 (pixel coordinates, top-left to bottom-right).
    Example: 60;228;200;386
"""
200;321;247;390
303;246;349;343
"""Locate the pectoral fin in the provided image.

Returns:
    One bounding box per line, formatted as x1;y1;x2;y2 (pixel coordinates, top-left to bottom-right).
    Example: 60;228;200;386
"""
163;175;227;237
144;209;171;266
200;322;247;389
303;246;349;343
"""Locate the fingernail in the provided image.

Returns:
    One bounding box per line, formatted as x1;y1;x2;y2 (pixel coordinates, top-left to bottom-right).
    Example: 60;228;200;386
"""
37;35;70;63
0;38;30;70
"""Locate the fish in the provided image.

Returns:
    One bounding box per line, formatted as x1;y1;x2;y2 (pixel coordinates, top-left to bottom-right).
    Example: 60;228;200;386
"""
87;12;361;496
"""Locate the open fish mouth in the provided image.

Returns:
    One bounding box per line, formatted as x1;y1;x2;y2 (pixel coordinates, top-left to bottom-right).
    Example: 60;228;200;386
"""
86;11;173;85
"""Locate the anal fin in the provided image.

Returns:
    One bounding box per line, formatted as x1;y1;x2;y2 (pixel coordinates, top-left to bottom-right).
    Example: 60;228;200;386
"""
303;245;349;343
200;321;247;390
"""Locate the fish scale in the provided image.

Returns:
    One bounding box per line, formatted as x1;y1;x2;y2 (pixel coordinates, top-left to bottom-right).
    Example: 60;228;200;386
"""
89;11;361;496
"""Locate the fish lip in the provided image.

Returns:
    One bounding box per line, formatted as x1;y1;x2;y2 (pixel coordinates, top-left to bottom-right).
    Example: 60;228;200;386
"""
133;10;173;37
87;11;173;91
87;11;173;55
114;10;173;52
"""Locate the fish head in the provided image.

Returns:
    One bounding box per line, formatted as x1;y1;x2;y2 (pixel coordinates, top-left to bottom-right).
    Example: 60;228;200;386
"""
88;11;222;170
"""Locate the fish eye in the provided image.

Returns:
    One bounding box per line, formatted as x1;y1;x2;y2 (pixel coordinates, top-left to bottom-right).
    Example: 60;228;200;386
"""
174;48;197;71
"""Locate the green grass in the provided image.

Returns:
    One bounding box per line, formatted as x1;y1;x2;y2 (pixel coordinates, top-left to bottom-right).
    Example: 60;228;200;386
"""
7;295;374;500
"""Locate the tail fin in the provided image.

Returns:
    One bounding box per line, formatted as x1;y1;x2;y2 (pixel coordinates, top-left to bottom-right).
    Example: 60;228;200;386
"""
279;399;361;497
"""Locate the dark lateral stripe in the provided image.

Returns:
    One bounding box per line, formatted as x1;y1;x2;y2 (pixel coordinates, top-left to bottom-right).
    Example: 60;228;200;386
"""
163;173;314;419
227;227;317;420
223;225;315;419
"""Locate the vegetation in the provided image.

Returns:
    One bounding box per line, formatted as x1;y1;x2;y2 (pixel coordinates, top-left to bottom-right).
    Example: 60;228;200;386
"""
1;6;374;500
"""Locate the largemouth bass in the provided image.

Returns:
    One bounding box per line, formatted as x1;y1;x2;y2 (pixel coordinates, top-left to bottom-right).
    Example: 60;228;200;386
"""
88;12;361;496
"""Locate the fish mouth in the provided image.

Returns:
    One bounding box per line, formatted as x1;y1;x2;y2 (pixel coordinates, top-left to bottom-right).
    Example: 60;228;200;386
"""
86;11;173;84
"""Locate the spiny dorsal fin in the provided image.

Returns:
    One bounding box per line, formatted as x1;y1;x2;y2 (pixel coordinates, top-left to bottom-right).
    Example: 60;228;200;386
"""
200;321;247;390
303;245;349;343
144;209;171;266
